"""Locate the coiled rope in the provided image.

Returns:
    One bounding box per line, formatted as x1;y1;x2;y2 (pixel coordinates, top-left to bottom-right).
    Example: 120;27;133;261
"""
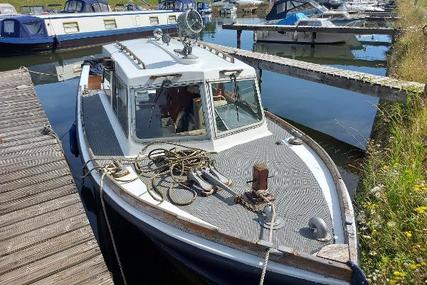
134;142;215;206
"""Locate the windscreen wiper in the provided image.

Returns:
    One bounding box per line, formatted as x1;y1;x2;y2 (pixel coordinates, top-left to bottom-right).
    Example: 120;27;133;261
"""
230;74;240;122
148;79;171;127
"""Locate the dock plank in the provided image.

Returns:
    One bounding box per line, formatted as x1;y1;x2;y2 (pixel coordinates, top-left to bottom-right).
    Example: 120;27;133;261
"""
199;41;426;102
223;23;398;35
0;69;113;285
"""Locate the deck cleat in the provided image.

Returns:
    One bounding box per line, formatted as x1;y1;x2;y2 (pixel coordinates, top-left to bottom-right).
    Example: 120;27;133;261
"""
260;204;285;230
187;168;215;196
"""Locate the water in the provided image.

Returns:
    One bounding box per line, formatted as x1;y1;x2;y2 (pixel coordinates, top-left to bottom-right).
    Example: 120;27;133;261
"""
0;16;390;284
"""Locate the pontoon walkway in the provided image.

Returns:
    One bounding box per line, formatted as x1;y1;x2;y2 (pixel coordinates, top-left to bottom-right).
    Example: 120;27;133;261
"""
0;69;114;285
198;41;426;102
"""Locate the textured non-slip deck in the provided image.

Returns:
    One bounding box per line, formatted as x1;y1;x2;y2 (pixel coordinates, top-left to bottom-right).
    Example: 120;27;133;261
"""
0;69;114;285
83;93;333;254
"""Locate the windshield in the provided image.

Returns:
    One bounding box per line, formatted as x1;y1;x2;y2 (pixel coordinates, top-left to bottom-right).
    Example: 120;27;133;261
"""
211;79;262;133
134;83;207;139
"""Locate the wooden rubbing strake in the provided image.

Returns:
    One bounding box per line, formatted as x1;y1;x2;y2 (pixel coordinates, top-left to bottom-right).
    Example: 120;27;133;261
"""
0;69;113;285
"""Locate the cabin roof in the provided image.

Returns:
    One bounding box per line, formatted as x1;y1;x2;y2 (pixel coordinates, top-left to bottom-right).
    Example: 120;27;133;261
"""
35;9;174;19
103;38;252;83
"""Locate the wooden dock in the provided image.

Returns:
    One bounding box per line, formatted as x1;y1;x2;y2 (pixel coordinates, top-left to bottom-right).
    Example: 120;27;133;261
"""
0;69;114;285
223;23;398;35
197;41;426;102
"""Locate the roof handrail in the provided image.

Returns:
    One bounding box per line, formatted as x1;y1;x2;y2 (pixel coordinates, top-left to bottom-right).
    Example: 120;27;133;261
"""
195;41;235;63
115;41;146;69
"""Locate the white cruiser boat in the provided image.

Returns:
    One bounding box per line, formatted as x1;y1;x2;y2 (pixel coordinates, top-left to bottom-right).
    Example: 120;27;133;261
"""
256;16;361;46
76;10;362;285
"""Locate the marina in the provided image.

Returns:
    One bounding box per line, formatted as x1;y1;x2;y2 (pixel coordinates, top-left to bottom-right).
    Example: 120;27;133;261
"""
0;0;425;283
0;68;113;285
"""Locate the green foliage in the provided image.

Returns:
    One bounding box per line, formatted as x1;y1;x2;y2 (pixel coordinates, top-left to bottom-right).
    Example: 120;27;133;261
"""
357;0;427;283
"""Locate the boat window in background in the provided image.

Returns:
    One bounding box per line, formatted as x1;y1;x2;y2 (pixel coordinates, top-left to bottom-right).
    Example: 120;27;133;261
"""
134;85;207;139
168;15;177;24
2;20;15;35
149;16;160;25
211;80;263;133
63;22;80;33
104;19;117;29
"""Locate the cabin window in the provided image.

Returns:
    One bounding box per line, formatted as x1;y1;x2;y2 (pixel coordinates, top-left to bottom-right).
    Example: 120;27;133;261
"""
211;80;262;133
63;22;79;33
134;84;207;139
149;16;159;25
167;15;176;24
3;20;15;34
114;78;128;136
104;19;117;30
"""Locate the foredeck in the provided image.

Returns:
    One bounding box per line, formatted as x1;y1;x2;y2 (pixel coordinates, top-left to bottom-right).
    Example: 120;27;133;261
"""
83;93;336;254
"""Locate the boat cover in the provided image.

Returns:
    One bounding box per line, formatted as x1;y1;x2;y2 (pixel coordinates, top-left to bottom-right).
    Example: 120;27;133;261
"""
64;0;110;13
277;12;308;25
0;15;47;38
197;2;210;9
266;0;327;21
159;0;196;11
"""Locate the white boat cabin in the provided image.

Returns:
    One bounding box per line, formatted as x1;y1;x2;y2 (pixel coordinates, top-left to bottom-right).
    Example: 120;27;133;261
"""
95;37;270;155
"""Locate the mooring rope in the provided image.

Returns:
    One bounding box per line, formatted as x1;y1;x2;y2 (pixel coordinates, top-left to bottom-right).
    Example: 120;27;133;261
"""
259;202;276;285
133;142;216;206
100;170;128;285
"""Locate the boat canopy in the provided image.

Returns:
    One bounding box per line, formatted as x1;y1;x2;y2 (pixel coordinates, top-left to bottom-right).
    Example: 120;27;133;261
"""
277;12;308;25
265;0;327;21
63;0;110;13
158;0;196;11
0;3;17;15
0;15;48;38
197;1;210;9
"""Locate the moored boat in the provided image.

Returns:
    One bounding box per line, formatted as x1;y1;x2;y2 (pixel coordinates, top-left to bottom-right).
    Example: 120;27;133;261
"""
0;3;16;16
0;10;179;54
197;1;212;14
76;10;363;285
158;0;197;11
255;13;361;46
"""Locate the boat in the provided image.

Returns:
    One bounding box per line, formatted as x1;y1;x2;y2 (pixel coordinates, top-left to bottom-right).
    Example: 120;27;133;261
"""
314;0;343;9
0;9;180;54
158;0;196;11
0;3;16;15
76;9;362;285
62;0;110;13
265;0;365;26
196;1;212;14
220;2;237;15
256;13;361;46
